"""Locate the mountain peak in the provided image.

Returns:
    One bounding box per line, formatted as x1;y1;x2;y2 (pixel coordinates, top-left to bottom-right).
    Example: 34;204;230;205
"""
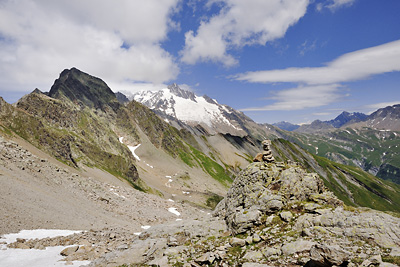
167;83;196;102
272;121;300;131
327;111;368;128
48;68;119;111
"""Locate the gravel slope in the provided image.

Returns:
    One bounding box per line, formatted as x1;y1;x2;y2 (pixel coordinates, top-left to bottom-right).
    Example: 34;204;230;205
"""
0;133;207;236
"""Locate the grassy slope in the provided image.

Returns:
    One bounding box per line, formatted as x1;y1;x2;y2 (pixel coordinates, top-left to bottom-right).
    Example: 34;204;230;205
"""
0;93;139;185
271;138;400;213
126;100;233;187
276;127;400;184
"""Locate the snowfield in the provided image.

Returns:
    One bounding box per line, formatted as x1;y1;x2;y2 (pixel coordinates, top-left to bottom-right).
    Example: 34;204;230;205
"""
133;88;242;131
0;229;89;267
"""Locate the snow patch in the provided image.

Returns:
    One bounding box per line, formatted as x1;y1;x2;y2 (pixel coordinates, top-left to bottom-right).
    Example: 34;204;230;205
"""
141;225;151;230
0;229;88;267
127;144;141;161
168;207;181;216
119;137;124;143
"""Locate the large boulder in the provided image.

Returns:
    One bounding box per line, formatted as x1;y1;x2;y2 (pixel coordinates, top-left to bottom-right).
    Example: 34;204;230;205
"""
215;162;342;234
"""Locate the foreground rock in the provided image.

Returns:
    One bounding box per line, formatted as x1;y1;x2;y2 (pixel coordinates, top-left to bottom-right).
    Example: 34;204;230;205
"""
85;162;400;266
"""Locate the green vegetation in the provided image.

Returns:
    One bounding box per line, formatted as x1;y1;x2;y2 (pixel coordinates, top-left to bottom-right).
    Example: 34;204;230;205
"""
190;147;232;186
206;193;224;209
382;256;400;265
276;127;400;184
271;138;400;213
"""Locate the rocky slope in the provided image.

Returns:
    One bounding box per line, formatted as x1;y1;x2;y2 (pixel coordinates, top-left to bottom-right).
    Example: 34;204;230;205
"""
87;160;400;267
1;68;241;205
360;104;400;131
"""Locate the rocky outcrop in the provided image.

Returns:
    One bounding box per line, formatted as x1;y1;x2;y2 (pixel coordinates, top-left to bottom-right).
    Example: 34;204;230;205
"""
215;162;342;234
87;161;400;266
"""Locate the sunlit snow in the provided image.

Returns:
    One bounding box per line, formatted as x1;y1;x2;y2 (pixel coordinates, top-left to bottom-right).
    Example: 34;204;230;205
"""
134;88;242;130
127;144;141;161
168;207;181;216
0;229;89;267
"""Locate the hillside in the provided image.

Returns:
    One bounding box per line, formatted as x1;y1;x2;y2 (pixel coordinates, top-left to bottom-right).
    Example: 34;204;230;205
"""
1;68;400;266
0;68;241;206
277;124;400;184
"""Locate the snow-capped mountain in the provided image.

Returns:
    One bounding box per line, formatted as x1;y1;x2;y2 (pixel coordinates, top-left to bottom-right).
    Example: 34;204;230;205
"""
132;84;251;136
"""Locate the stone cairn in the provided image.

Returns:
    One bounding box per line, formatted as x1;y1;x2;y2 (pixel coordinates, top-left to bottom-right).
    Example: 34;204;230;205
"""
253;140;275;163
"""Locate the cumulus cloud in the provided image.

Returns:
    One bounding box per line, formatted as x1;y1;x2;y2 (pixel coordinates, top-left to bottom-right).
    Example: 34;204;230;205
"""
236;40;400;111
180;0;309;66
0;0;180;94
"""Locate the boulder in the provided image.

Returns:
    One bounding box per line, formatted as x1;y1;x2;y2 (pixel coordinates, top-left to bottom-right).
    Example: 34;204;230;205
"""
230;237;246;247
60;245;79;256
281;239;316;255
309;244;351;266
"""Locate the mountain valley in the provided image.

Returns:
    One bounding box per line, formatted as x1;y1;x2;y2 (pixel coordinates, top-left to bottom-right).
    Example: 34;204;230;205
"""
1;68;400;266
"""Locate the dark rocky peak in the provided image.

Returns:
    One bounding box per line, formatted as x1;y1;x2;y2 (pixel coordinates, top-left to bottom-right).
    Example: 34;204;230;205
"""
327;111;368;128
369;104;400;119
167;83;197;102
202;94;217;105
48;68;120;112
115;92;130;104
32;88;45;95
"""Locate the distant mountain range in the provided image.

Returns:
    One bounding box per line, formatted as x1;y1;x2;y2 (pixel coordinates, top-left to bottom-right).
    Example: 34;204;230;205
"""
273;108;400;133
272;105;400;184
1;67;400;213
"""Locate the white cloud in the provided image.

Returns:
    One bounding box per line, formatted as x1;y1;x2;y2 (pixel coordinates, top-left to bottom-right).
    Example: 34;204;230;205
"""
363;101;400;114
326;0;356;11
0;0;180;94
235;40;400;85
241;84;342;111
180;0;309;66
108;82;168;96
236;40;400;111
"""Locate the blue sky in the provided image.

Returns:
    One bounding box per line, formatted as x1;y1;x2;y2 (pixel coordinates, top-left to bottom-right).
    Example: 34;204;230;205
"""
0;0;399;124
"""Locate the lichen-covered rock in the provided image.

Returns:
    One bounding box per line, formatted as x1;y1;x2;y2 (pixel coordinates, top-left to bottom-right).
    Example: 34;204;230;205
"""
309;244;351;266
216;162;342;234
294;207;400;249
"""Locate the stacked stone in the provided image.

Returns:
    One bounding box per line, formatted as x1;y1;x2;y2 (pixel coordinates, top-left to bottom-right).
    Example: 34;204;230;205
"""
262;140;275;163
253;140;275;163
